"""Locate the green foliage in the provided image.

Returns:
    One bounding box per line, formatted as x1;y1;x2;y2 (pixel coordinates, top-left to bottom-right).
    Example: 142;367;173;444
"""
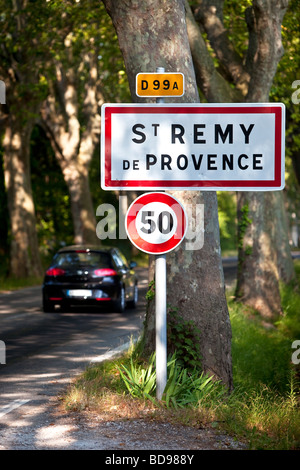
270;0;300;222
167;305;202;370
30;125;74;262
217;192;237;253
117;354;157;403
219;377;300;450
145;280;155;302
163;355;225;409
117;351;224;409
229;299;293;393
223;0;251;58
277;260;300;339
237;204;253;265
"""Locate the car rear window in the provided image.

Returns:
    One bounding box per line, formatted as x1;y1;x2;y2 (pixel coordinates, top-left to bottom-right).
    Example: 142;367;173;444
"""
54;251;113;269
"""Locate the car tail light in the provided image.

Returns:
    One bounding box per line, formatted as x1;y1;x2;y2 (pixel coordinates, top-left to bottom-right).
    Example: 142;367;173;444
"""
93;269;117;277
46;268;66;276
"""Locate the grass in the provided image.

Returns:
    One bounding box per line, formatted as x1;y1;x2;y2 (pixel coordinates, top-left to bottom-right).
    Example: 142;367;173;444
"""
0;275;43;292
63;262;300;450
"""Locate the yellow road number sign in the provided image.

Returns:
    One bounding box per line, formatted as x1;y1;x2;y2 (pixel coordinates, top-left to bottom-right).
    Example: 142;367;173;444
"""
136;73;184;97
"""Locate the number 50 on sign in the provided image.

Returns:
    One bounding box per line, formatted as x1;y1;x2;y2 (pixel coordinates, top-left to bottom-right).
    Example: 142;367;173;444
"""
125;192;187;255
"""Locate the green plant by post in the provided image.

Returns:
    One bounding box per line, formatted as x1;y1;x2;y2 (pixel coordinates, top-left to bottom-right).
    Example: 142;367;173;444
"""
167;305;202;370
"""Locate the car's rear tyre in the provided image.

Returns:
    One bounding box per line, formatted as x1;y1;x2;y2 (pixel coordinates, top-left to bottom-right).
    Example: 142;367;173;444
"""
42;298;55;313
114;286;125;313
127;283;138;309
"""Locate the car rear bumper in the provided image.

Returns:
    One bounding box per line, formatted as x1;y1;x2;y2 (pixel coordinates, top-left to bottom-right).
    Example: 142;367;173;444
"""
43;284;120;304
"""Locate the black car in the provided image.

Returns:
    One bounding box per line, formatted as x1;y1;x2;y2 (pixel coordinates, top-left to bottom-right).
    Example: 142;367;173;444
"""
42;245;138;313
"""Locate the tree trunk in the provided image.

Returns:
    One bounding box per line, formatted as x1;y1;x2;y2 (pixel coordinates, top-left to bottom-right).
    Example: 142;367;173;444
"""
235;0;293;318
3;115;43;278
61;160;98;245
102;0;233;389
40;57;101;246
235;191;281;320
192;0;294;319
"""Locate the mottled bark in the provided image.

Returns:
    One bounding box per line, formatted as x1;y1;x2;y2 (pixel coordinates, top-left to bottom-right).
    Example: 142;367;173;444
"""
0;0;44;279
3;115;43;278
235;191;282;320
102;0;233;389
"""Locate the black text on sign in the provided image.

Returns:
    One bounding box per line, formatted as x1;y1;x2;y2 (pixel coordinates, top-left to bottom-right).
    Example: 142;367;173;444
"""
136;73;184;97
101;103;285;191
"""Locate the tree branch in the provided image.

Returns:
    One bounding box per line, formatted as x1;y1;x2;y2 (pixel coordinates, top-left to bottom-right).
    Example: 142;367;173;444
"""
193;0;250;96
245;0;289;101
185;0;242;102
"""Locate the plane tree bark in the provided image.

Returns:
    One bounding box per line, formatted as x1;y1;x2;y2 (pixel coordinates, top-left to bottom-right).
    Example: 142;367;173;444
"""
2;111;43;278
102;0;233;389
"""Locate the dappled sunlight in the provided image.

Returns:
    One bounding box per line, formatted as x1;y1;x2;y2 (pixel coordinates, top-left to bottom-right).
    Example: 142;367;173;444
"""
0;268;147;448
36;424;77;448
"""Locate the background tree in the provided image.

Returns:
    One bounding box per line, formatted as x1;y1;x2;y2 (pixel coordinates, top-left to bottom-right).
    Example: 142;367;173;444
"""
39;1;104;245
0;0;49;278
102;0;233;389
186;0;294;320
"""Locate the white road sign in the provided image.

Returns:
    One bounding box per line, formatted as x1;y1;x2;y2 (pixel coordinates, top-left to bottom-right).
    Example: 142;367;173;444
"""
101;103;285;191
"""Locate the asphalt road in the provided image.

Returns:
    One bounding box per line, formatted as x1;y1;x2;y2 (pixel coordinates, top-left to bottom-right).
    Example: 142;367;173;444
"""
0;267;147;421
0;259;237;378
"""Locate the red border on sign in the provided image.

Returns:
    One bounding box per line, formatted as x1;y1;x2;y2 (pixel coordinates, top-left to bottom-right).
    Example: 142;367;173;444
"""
103;105;284;189
126;192;187;254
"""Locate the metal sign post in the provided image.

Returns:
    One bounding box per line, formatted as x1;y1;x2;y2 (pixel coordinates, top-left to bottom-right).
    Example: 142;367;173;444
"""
125;190;187;400
155;253;167;399
155;67;167;400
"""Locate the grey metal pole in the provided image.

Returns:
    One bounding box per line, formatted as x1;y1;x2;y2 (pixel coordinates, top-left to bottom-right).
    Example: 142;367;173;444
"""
155;66;167;400
156;66;165;104
155;253;167;400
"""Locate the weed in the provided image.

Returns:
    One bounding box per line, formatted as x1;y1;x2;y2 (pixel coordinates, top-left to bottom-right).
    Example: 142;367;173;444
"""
167;306;202;370
117;353;157;403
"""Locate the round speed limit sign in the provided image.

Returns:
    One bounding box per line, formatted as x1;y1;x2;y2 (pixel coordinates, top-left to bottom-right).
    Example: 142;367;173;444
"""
125;192;187;255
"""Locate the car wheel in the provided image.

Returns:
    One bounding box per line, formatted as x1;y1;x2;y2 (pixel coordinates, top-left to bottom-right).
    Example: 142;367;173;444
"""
127;283;138;309
114;286;125;313
42;297;55;313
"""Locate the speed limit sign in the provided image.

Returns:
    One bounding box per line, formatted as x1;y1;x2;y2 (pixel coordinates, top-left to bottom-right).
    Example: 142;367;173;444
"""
125;192;187;255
